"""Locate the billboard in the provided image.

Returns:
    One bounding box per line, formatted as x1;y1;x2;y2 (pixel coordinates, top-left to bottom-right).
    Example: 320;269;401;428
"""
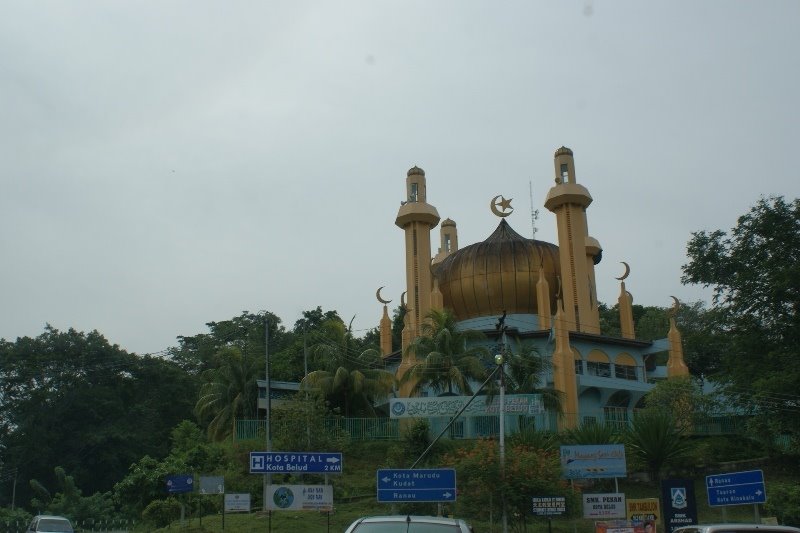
560;445;627;479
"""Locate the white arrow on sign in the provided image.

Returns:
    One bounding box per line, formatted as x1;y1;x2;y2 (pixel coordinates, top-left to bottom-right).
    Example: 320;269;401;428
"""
326;457;340;463
382;477;391;483
443;492;452;498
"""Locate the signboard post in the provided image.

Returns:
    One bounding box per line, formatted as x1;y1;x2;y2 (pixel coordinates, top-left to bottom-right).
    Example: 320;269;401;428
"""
661;478;698;533
560;445;627;479
250;452;343;474
582;493;626;519
706;470;766;507
266;485;333;511
376;469;457;503
532;496;566;533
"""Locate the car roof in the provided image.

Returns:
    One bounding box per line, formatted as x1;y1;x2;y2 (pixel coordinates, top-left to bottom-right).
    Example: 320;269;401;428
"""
356;515;467;524
33;516;71;521
674;525;800;533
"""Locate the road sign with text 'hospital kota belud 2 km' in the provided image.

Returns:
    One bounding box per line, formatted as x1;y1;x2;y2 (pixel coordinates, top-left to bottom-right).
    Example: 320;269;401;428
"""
249;452;342;474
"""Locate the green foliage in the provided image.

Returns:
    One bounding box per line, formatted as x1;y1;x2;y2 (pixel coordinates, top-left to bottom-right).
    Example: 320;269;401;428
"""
141;497;183;529
271;395;348;452
195;346;261;441
501;341;564;413
302;318;395;417
28;466;118;525
508;428;560;452
387;419;433;467
624;410;693;483
444;439;578;529
682;196;800;447
0;326;197;507
563;422;620;444
403;308;489;395
763;482;800;527
642;376;720;428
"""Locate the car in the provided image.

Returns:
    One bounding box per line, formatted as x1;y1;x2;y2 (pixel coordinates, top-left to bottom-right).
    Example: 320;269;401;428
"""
26;515;74;533
344;514;474;532
673;525;800;533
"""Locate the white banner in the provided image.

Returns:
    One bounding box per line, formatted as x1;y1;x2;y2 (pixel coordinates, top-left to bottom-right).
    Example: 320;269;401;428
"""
390;394;544;419
267;485;333;511
224;493;251;512
583;493;626;519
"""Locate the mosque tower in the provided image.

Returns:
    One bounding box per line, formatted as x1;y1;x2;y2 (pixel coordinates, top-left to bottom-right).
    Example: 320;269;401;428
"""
544;147;602;334
395;166;440;351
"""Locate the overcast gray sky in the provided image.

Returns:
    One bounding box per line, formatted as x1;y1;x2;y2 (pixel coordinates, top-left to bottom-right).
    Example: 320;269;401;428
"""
2;1;798;355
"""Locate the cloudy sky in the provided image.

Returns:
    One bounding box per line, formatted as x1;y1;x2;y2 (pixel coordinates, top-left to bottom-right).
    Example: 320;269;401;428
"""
2;1;798;355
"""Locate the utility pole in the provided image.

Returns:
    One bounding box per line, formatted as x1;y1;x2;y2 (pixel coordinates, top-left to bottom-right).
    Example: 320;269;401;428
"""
263;318;271;521
495;311;509;533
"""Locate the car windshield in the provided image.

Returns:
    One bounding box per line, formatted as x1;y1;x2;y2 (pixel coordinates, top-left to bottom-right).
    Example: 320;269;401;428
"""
38;519;73;532
353;522;462;532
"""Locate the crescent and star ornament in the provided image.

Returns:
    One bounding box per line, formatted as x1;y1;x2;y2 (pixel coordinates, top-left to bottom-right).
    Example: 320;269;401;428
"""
490;195;514;218
400;291;407;308
375;286;392;305
615;261;631;281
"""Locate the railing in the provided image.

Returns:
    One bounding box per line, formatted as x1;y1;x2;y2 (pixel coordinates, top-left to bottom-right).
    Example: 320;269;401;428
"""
235;412;752;442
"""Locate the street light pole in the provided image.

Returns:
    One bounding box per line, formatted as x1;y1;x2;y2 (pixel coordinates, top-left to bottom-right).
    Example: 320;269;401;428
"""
495;353;508;533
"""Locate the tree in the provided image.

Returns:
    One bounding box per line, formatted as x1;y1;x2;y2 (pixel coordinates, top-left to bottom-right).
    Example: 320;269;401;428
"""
624;410;693;483
682;196;800;447
641;375;720;430
0;326;196;507
195;346;261;441
502;341;564;413
402;308;489;396
302;319;395;417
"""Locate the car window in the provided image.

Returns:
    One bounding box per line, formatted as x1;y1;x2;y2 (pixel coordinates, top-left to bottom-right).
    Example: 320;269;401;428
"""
352;522;463;532
37;519;73;532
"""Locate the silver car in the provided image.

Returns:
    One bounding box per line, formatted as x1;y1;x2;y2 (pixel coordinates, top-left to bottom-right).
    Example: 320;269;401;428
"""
344;515;474;532
26;515;74;533
673;525;800;533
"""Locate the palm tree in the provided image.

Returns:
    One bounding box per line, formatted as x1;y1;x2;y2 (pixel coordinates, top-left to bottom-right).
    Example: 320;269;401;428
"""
195;346;260;441
502;341;564;413
402;308;490;396
302;318;395;417
624;409;694;483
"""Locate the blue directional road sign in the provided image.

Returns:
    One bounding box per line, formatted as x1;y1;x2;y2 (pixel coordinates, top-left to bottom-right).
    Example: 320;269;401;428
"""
706;470;766;507
250;452;343;474
377;468;457;503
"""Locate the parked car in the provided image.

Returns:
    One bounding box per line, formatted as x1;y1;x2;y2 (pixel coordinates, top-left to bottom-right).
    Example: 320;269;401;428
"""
344;515;474;532
673;525;800;533
26;515;74;533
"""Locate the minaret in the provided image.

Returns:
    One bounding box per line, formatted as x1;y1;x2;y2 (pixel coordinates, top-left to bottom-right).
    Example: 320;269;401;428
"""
544;147;602;334
396;166;440;351
432;218;458;266
667;297;689;377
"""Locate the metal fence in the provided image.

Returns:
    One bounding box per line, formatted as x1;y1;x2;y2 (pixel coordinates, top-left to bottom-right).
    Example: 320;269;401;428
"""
235;412;751;442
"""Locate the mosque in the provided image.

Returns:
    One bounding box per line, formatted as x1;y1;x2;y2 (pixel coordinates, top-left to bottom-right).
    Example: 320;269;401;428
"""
375;146;689;432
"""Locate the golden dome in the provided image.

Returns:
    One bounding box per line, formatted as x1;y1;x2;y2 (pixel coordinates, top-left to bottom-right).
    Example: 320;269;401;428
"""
434;219;561;321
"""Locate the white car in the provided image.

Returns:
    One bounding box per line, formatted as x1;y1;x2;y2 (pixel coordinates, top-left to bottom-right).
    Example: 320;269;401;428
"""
673;525;800;533
26;515;74;533
344;515;474;532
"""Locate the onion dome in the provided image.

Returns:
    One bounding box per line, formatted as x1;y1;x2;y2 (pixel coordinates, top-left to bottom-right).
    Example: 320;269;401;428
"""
434;219;561;321
407;166;425;177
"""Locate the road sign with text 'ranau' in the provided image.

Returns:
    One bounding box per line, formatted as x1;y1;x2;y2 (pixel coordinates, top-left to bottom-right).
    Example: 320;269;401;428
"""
377;468;456;503
706;470;766;506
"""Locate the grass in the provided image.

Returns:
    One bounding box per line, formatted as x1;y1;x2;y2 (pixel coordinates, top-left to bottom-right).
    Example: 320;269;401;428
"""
149;440;796;533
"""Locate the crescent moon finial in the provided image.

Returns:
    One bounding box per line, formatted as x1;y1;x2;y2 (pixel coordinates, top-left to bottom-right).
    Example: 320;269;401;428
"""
670;296;680;316
490;195;514;218
615;261;631;281
376;286;392;305
400;291;407;308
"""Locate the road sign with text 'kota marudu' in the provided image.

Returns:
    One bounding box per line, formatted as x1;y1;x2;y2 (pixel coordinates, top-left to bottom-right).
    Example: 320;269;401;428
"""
377;468;456;503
